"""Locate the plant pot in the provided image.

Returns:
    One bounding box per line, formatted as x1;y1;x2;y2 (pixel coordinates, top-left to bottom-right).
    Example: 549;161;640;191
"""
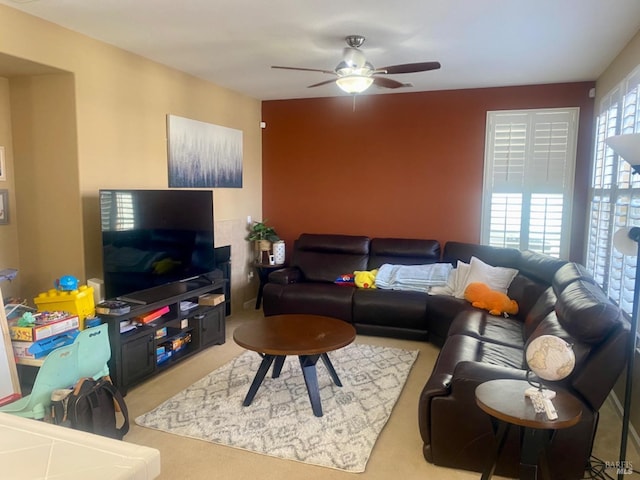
258;240;271;251
256;240;272;263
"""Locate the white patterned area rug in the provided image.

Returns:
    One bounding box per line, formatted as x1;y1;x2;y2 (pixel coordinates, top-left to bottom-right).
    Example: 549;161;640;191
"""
135;343;418;472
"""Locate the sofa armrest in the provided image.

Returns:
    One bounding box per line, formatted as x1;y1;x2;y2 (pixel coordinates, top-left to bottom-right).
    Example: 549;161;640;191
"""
422;370;453;398
268;267;303;285
418;372;453;450
420;361;527;451
421;361;528;425
421;362;526;436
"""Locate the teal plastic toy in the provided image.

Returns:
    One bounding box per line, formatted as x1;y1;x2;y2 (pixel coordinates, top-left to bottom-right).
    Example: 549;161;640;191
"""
55;275;79;291
0;323;111;420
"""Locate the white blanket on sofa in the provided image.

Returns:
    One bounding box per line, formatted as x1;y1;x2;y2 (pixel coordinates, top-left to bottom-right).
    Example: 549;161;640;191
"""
375;263;453;292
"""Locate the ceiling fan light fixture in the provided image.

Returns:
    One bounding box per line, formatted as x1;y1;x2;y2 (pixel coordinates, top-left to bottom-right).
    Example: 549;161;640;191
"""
272;34;441;95
343;47;367;68
335;75;374;94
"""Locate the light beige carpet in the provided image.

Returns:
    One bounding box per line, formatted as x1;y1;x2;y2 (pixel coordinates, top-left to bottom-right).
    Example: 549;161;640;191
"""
136;343;418;472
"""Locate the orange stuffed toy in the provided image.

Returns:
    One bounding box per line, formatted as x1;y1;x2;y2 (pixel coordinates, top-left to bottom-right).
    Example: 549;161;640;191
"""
464;282;519;317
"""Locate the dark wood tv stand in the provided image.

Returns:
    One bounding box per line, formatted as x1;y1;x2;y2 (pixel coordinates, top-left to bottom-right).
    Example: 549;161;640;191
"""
100;277;227;394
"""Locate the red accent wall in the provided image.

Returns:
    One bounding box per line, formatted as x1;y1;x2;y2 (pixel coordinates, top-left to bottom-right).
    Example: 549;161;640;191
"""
262;83;595;261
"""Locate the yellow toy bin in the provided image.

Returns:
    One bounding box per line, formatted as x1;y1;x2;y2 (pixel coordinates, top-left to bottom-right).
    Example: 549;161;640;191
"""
34;285;95;330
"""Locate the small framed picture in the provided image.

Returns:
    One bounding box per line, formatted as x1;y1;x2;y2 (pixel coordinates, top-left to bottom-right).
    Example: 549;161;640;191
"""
0;189;8;224
0;146;5;181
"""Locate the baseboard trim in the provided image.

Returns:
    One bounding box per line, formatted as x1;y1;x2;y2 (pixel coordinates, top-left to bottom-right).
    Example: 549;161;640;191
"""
243;298;257;310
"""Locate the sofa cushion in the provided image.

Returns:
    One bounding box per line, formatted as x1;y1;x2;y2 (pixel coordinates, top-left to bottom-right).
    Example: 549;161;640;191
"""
426;295;474;344
353;289;429;330
292;234;370;283
555;280;622;344
517;250;567;285
367;238;441;269
435;334;525;372
442;241;521;268
552;262;595;294
526;311;591;375
507;274;549;321
523;287;557;339
262;282;355;322
447;310;525;349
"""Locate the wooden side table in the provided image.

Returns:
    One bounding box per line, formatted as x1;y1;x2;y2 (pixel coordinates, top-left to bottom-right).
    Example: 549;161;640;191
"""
475;379;582;480
253;261;285;309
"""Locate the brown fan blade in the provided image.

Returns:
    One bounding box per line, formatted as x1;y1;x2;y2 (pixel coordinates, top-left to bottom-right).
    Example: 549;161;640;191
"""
307;79;337;88
378;61;441;74
373;77;410;89
272;65;336;75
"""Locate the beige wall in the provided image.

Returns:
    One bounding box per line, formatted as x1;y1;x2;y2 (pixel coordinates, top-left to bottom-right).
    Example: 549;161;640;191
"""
596;29;640;105
0;78;19;299
0;4;262;312
10;73;81;301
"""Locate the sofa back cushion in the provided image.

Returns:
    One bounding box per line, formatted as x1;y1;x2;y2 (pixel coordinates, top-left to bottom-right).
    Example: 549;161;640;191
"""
526;312;592;373
367;238;441;269
292;233;370;283
507;276;551;323
442;241;521;268
527;281;621;361
555;280;622;344
522;287;557;339
552;262;595;294
517;250;567;285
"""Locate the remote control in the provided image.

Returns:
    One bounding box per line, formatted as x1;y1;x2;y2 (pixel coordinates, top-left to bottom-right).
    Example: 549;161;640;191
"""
543;398;558;420
524;387;556;399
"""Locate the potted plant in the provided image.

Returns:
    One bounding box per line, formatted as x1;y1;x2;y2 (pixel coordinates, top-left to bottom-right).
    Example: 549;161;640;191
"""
246;220;280;260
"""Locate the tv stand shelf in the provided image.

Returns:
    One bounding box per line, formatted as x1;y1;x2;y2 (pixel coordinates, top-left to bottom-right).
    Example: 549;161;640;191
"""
99;278;227;394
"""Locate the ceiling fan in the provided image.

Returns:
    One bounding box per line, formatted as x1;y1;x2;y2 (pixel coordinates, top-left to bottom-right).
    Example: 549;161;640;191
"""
272;35;441;94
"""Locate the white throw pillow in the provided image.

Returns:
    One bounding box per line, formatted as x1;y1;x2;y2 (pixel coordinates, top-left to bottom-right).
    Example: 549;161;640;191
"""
461;256;519;295
451;261;471;299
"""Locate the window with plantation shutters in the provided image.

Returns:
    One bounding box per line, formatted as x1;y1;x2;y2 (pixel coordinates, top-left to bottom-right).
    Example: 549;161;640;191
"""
482;108;579;258
586;65;640;318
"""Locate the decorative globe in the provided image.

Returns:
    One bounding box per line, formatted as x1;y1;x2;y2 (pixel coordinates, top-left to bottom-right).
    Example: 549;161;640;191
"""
525;335;576;382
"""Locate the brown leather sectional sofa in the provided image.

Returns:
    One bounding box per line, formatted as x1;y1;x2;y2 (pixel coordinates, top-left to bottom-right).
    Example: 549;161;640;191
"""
262;233;630;479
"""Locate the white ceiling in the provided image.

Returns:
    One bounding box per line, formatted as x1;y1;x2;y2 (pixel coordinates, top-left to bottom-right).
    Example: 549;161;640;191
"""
3;0;640;101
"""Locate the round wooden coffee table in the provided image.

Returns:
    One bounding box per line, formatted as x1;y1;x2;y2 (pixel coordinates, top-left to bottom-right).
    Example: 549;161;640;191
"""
233;314;356;417
475;379;583;480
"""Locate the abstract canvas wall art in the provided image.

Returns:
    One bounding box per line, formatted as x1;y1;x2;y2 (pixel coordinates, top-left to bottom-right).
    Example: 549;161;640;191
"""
167;115;243;188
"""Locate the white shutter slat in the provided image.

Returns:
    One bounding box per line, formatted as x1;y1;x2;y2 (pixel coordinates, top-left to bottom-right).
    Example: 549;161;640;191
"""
492;123;527;189
529;194;564;256
487;193;522;250
530;116;571;189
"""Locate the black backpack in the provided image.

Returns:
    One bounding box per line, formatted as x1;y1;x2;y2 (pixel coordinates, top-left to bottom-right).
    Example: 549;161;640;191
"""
56;376;130;440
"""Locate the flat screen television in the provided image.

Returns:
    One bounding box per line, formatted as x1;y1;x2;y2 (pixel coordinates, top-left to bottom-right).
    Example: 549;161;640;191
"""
99;189;215;299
